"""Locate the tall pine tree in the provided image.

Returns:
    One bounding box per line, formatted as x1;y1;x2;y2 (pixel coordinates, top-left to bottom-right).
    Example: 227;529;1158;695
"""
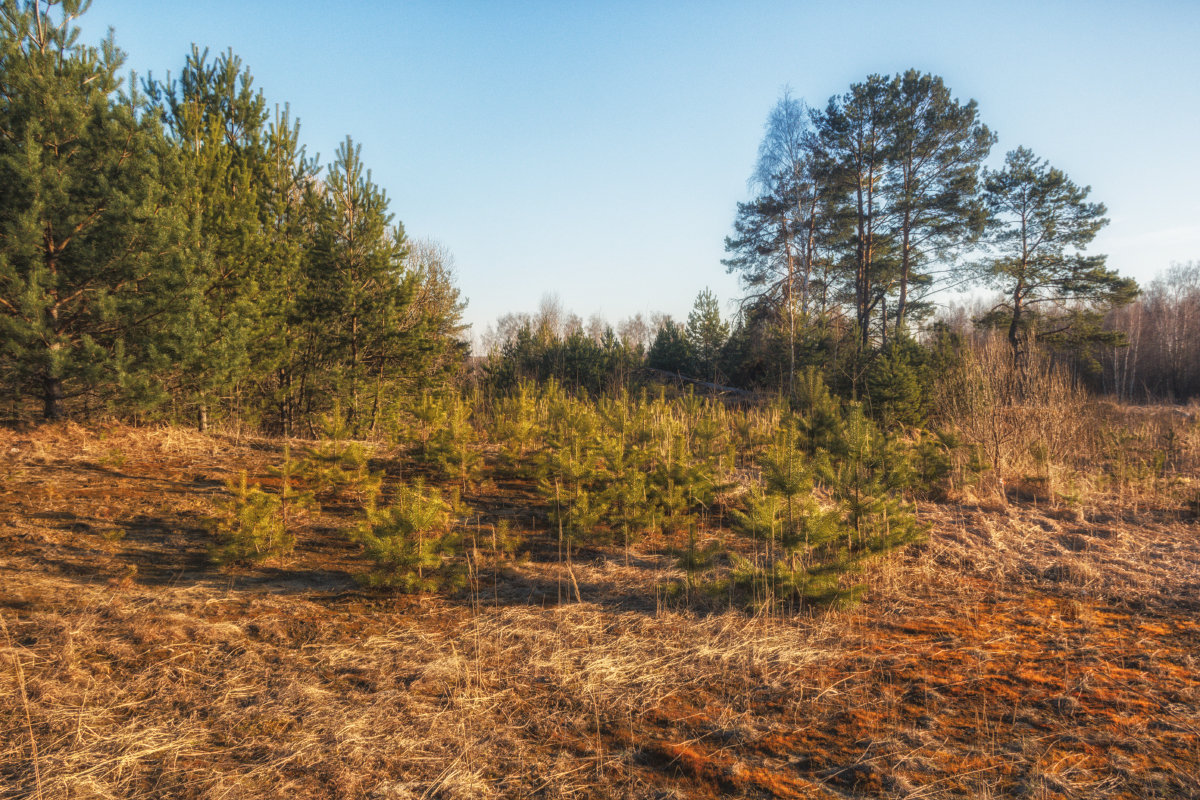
0;0;184;420
151;47;281;430
979;147;1137;364
309;137;412;433
886;70;993;335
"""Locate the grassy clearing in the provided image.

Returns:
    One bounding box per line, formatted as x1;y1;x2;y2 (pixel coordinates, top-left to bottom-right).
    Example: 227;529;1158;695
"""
1;422;1199;799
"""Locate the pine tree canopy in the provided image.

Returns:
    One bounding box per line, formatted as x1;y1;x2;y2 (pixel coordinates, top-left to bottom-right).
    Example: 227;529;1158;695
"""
979;146;1139;361
0;1;468;426
0;0;186;419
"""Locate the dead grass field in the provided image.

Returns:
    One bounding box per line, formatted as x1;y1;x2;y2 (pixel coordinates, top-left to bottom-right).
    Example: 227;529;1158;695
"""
2;423;1199;799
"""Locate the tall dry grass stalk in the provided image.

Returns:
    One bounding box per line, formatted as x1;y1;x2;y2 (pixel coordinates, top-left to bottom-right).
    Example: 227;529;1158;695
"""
933;334;1200;511
2;613;44;800
934;335;1095;498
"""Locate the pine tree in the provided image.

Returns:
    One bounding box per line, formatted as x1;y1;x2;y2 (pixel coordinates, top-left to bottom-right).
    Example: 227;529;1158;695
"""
685;288;730;384
759;423;812;558
355;479;465;592
0;0;185;419
309;137;413;433
646;320;691;376
886;71;993;335
396;239;469;395
210;449;313;566
830;404;925;558
428;392;482;490
647;427;713;540
150;46;279;431
537;395;606;547
863;337;927;430
408;392;448;461
792;366;844;461
210;471;288;565
730;422;852;607
490;381;542;475
258;106;322;435
813;74;901;353
978;147;1138;364
596;423;653;563
725;72;994;382
300;404;382;508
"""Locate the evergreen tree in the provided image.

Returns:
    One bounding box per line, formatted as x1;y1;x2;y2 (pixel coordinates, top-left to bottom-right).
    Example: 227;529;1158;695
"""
792;366;845;460
886;70;994;334
211;447;313;565
355;479;465;592
813;74;900;353
396;239;469;394
490;380;541;474
309;136;412;433
596;422;653;563
646;319;691;375
685;288;730;384
863;336;928;430
0;0;184;419
257;105;322;434
148;47;324;432
151;47;273;429
537;394;606;548
210;471;289;565
427;392;482;490
725;72;994;388
299;404;383;508
978;147;1138;363
829;404;925;557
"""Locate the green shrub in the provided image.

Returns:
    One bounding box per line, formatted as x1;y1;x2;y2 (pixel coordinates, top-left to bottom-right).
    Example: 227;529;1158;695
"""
210;472;290;565
300;407;382;507
355;480;465;592
211;446;315;566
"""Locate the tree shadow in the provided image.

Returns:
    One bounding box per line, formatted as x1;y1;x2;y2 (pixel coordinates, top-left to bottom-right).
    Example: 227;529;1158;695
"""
10;458;733;616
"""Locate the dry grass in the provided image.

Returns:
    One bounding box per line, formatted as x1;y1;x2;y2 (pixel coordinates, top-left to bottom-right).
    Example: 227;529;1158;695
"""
934;336;1200;515
2;422;1199;798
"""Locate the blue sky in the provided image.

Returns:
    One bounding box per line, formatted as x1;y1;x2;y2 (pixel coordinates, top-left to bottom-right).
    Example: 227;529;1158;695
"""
81;1;1200;345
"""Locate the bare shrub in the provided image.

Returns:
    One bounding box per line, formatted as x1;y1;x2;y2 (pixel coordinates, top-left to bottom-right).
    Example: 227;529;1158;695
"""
933;334;1092;498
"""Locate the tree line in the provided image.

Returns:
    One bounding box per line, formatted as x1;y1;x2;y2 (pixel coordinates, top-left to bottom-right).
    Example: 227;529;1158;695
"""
3;1;1188;434
488;70;1179;409
1100;262;1200;401
0;0;466;430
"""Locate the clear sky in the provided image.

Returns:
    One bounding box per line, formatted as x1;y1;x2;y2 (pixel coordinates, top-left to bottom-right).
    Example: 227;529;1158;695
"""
80;0;1200;346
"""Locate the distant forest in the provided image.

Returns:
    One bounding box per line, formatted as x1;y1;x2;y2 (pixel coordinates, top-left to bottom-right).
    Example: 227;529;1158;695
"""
480;75;1197;407
2;1;1196;433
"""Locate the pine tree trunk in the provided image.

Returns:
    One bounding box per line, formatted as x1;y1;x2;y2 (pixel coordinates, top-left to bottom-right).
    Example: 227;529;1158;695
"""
350;313;360;428
369;362;384;435
1009;288;1024;367
42;374;64;421
881;296;888;349
43;294;64;421
897;207;912;336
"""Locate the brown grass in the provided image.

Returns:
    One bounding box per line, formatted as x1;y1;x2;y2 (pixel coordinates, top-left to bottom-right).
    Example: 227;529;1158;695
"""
934;336;1200;515
2;422;1199;798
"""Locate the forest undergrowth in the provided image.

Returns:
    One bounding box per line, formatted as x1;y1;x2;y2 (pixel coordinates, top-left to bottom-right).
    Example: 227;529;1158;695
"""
1;360;1199;799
